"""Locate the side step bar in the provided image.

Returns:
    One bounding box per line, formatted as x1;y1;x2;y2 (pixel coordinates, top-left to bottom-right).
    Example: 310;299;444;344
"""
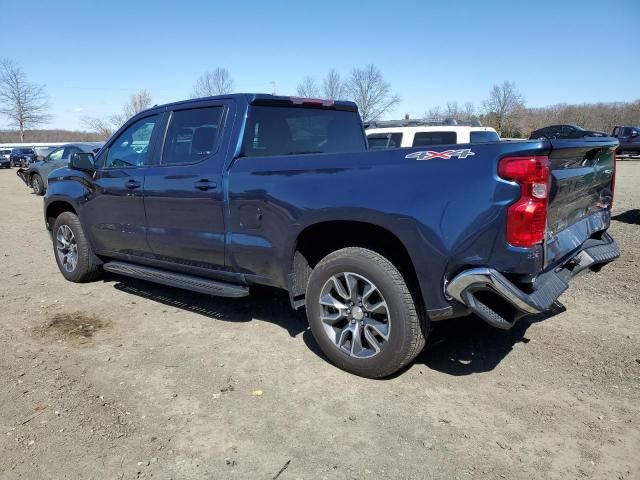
446;235;619;330
103;261;249;298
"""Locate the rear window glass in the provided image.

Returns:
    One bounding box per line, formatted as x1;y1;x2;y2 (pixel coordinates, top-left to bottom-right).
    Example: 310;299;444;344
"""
412;132;457;147
367;133;403;150
470;131;500;143
241;106;365;157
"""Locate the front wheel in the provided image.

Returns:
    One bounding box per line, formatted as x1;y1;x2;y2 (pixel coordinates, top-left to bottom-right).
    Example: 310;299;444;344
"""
31;174;45;195
306;247;427;378
52;212;103;282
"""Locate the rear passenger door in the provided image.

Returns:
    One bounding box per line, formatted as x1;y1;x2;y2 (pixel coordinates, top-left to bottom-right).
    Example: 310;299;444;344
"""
143;100;234;272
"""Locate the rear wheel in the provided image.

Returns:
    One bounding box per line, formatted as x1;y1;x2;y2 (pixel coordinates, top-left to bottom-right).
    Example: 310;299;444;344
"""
306;247;427;378
52;212;102;282
31;174;45;196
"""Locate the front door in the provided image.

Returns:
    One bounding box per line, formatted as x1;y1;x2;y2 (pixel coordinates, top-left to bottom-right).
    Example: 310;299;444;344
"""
82;114;161;257
143;102;232;270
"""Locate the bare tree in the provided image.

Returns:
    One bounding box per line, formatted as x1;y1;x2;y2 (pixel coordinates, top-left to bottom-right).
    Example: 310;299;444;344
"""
463;102;476;120
322;69;345;100
111;89;153;126
345;65;400;122
482;81;525;136
296;76;320;98
191;68;234;98
0;59;51;141
83;89;153;139
424;105;443;121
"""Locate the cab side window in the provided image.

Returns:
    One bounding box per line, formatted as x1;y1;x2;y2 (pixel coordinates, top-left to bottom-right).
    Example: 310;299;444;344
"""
162;107;224;165
63;146;81;159
413;132;457;147
106;115;159;168
47;148;64;162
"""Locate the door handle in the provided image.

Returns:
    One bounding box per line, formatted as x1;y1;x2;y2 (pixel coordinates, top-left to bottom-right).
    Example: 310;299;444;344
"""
195;179;217;191
125;179;141;190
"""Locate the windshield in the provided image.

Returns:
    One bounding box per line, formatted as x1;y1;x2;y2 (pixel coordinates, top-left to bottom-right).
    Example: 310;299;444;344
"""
0;150;11;155
470;131;500;143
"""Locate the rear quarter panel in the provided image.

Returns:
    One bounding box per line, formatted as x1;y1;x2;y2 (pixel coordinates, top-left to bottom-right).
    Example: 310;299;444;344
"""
227;140;550;311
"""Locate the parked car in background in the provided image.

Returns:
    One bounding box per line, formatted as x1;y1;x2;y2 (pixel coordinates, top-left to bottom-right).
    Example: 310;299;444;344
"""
44;94;619;378
17;142;103;195
529;124;607;140
610;125;640;156
9;147;37;167
364;119;500;150
0;149;11;168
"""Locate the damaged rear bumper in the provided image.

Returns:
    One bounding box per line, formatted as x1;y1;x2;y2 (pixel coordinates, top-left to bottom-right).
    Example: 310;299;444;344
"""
16;168;31;186
446;233;619;330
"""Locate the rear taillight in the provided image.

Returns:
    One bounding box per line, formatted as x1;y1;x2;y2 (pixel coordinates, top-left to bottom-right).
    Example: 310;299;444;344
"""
498;155;550;248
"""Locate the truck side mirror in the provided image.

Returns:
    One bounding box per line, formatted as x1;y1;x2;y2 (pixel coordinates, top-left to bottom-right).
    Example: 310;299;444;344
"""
70;152;95;172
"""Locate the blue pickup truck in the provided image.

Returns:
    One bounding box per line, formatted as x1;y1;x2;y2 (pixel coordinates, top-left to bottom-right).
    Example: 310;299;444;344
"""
43;94;619;378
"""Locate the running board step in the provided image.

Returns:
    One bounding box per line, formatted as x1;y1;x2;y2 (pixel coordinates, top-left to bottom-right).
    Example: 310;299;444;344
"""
103;261;249;298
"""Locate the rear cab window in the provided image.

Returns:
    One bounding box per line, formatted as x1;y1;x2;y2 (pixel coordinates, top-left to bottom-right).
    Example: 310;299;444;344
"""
470;131;500;143
412;132;456;147
241;106;365;157
367;133;403;150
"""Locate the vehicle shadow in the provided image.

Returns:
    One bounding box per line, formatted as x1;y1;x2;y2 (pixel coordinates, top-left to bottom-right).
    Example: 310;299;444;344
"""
106;274;307;338
412;306;565;377
106;274;565;377
612;209;640;225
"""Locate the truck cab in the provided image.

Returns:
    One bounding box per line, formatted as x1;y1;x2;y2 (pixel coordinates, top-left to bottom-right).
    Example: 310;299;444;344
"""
611;125;640;156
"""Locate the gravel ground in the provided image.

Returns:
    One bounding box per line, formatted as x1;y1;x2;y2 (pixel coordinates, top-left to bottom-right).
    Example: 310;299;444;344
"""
0;162;638;480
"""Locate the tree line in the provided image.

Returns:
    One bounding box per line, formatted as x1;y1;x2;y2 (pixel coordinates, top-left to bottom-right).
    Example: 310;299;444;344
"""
1;57;638;142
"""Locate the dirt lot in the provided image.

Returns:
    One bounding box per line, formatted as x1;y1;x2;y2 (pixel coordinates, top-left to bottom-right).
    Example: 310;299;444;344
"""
0;163;638;480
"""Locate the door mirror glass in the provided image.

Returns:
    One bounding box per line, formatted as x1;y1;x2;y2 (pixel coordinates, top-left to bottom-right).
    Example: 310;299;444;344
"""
70;152;95;172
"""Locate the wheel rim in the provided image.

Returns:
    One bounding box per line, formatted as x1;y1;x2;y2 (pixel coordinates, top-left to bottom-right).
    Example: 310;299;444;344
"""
56;225;78;273
32;177;40;193
319;272;391;359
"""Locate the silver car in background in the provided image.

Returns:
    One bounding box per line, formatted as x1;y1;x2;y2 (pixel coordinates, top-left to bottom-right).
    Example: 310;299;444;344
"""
17;142;103;195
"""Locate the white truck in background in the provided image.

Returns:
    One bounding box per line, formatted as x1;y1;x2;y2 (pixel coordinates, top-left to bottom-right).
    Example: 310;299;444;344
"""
364;119;500;149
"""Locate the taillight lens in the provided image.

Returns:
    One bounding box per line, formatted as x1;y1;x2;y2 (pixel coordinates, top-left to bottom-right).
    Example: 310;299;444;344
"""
498;156;550;248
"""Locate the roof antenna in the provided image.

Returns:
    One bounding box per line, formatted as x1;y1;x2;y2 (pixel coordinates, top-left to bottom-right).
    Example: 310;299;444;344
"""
271;81;277;95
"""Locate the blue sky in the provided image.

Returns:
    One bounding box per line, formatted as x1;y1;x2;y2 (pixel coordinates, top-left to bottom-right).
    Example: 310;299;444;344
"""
1;0;639;130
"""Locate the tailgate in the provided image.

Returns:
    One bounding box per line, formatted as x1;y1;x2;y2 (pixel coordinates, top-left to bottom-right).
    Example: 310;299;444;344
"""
544;137;618;267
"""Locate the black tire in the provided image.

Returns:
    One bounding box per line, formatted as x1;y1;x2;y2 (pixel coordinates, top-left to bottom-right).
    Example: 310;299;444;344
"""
306;247;427;378
31;173;45;196
52;212;103;283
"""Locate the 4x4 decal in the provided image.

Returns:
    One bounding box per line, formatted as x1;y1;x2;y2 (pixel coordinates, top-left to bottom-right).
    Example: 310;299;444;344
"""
406;149;475;160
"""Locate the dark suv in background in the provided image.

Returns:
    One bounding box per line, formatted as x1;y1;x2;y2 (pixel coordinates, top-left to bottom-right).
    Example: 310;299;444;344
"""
10;147;37;167
529;124;607;140
0;149;11;168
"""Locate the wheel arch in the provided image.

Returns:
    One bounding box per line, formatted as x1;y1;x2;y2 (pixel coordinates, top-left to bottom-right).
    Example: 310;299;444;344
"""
45;200;78;232
288;220;423;312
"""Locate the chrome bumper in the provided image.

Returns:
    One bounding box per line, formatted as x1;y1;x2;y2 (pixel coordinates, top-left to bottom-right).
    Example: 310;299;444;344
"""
446;233;619;329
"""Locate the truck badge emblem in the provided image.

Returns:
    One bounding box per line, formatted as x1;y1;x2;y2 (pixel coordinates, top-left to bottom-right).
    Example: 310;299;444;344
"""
406;149;475;160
